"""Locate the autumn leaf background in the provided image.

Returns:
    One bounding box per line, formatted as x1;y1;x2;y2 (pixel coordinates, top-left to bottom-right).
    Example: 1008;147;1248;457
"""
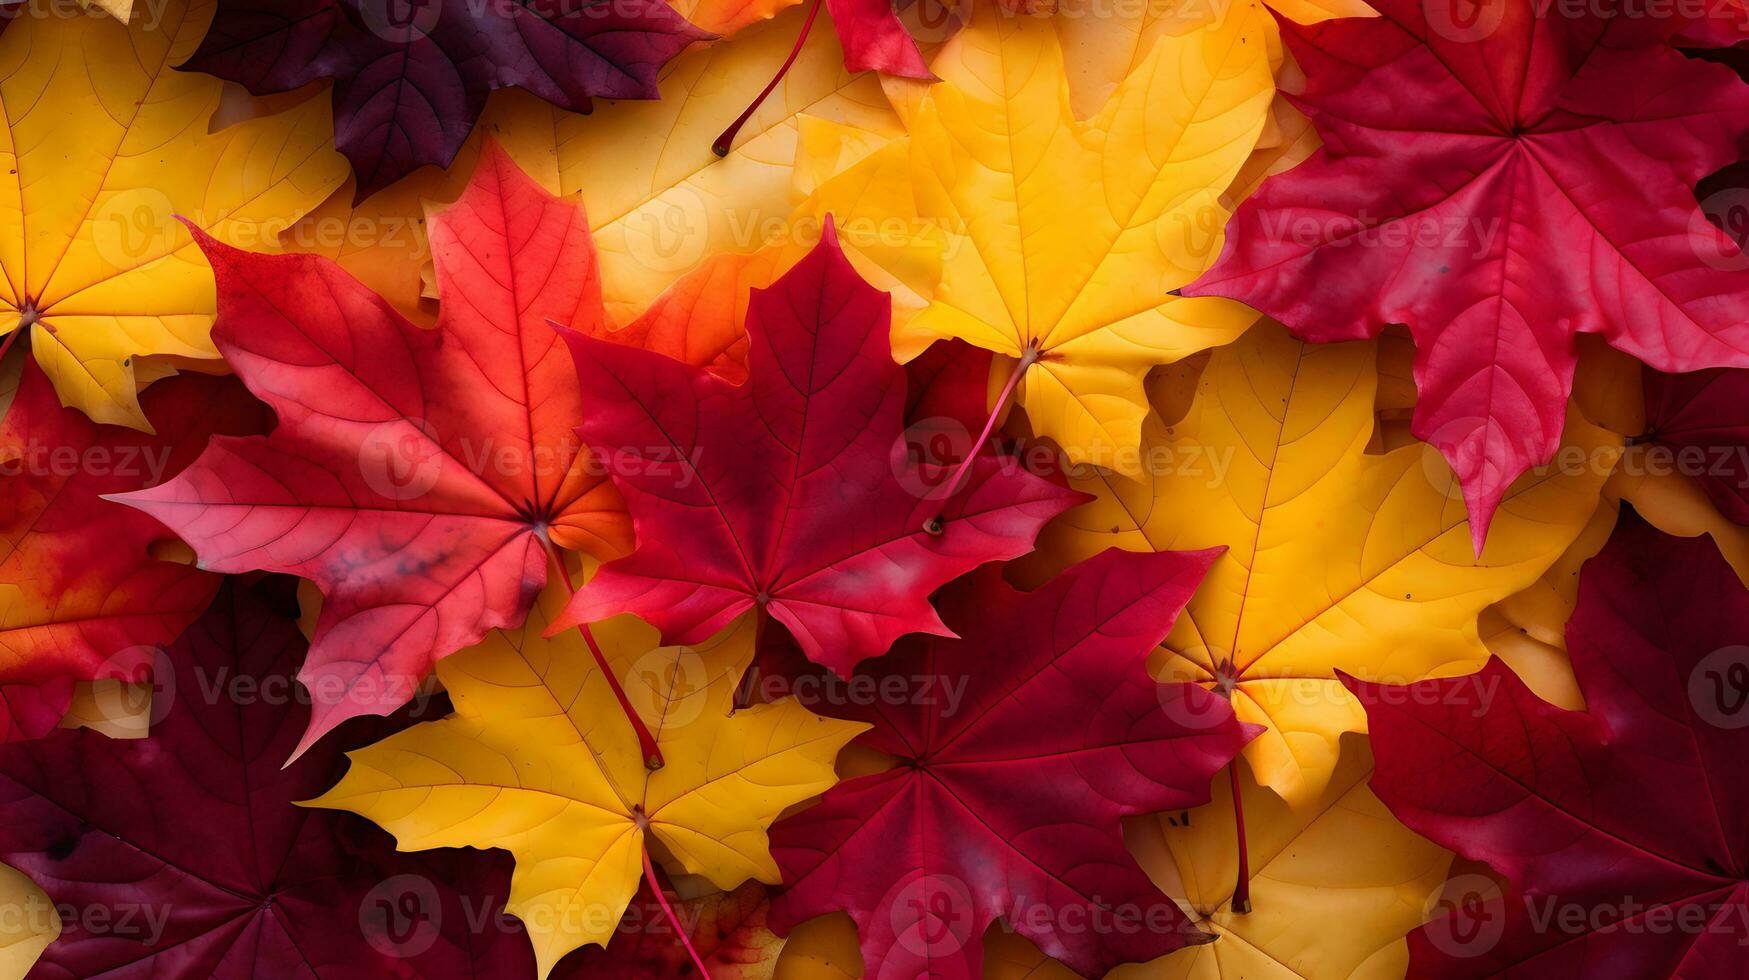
0;0;1746;976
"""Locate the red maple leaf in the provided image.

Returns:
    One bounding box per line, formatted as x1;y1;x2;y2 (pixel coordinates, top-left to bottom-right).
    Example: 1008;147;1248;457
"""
1346;516;1749;977
0;577;536;978
112;145;732;756
185;0;710;199
767;547;1251;978
552;224;1082;677
1187;0;1749;549
0;364;268;742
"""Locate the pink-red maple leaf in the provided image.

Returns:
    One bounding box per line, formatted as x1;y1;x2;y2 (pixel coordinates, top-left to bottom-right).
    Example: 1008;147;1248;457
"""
1187;0;1749;549
112;146;717;756
768;547;1251;978
1347;516;1749;977
552;224;1081;677
0;577;536;978
185;0;709;199
0;364;268;743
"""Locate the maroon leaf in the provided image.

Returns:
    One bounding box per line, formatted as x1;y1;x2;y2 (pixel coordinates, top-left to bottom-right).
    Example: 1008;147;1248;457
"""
769;547;1251;978
1347;515;1749;977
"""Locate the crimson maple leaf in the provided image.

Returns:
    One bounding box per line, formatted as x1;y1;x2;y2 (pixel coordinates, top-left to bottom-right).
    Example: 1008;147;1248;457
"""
0;577;536;978
1642;367;1749;524
1187;0;1749;550
112;146;718;756
0;364;268;743
552;223;1082;677
1346;516;1749;977
184;0;709;198
767;547;1251;978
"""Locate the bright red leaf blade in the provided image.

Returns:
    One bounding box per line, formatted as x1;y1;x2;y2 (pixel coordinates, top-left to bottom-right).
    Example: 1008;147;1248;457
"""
0;363;268;743
553;222;1083;677
111;145;691;757
1187;0;1749;549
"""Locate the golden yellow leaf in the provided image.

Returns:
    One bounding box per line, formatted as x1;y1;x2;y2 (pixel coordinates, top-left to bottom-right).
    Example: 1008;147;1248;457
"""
670;0;804;36
1117;738;1449;980
284;7;900;326
1030;321;1619;804
936;739;1448;980
308;582;867;978
796;2;1274;476
0;0;346;428
0;862;54;980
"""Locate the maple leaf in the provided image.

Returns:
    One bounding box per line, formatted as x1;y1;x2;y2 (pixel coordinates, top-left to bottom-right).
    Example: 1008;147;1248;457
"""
1053;0;1376;119
1347;516;1749;976
281;20;903;327
1030;321;1619;805
552;221;1082;677
185;0;709;200
0;363;269;743
1639;368;1749;525
308;579;868;977
552;880;784;978
0;0;347;429
0;862;54;977
794;2;1274;478
970;737;1451;980
110;145;743;755
0;577;537;978
1186;0;1749;550
767;547;1251;979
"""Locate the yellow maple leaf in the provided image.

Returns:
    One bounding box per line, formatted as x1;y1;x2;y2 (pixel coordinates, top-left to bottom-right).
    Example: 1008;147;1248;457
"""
951;739;1448;980
1030;321;1619;804
0;862;55;980
0;0;347;429
795;2;1274;477
284;9;900;327
308;582;867;978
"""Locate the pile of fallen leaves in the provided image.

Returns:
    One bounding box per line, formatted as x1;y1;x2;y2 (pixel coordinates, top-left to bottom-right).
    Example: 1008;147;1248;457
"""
0;0;1746;975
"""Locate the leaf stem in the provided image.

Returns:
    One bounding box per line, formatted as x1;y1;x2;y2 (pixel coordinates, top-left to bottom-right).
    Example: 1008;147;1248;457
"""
712;0;825;157
0;324;24;363
921;348;1037;535
642;844;711;979
539;536;665;770
1229;759;1251;914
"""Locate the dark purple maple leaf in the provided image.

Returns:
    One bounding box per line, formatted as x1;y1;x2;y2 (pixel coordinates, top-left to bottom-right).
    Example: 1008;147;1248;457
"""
0;577;535;978
184;0;710;198
769;547;1252;978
